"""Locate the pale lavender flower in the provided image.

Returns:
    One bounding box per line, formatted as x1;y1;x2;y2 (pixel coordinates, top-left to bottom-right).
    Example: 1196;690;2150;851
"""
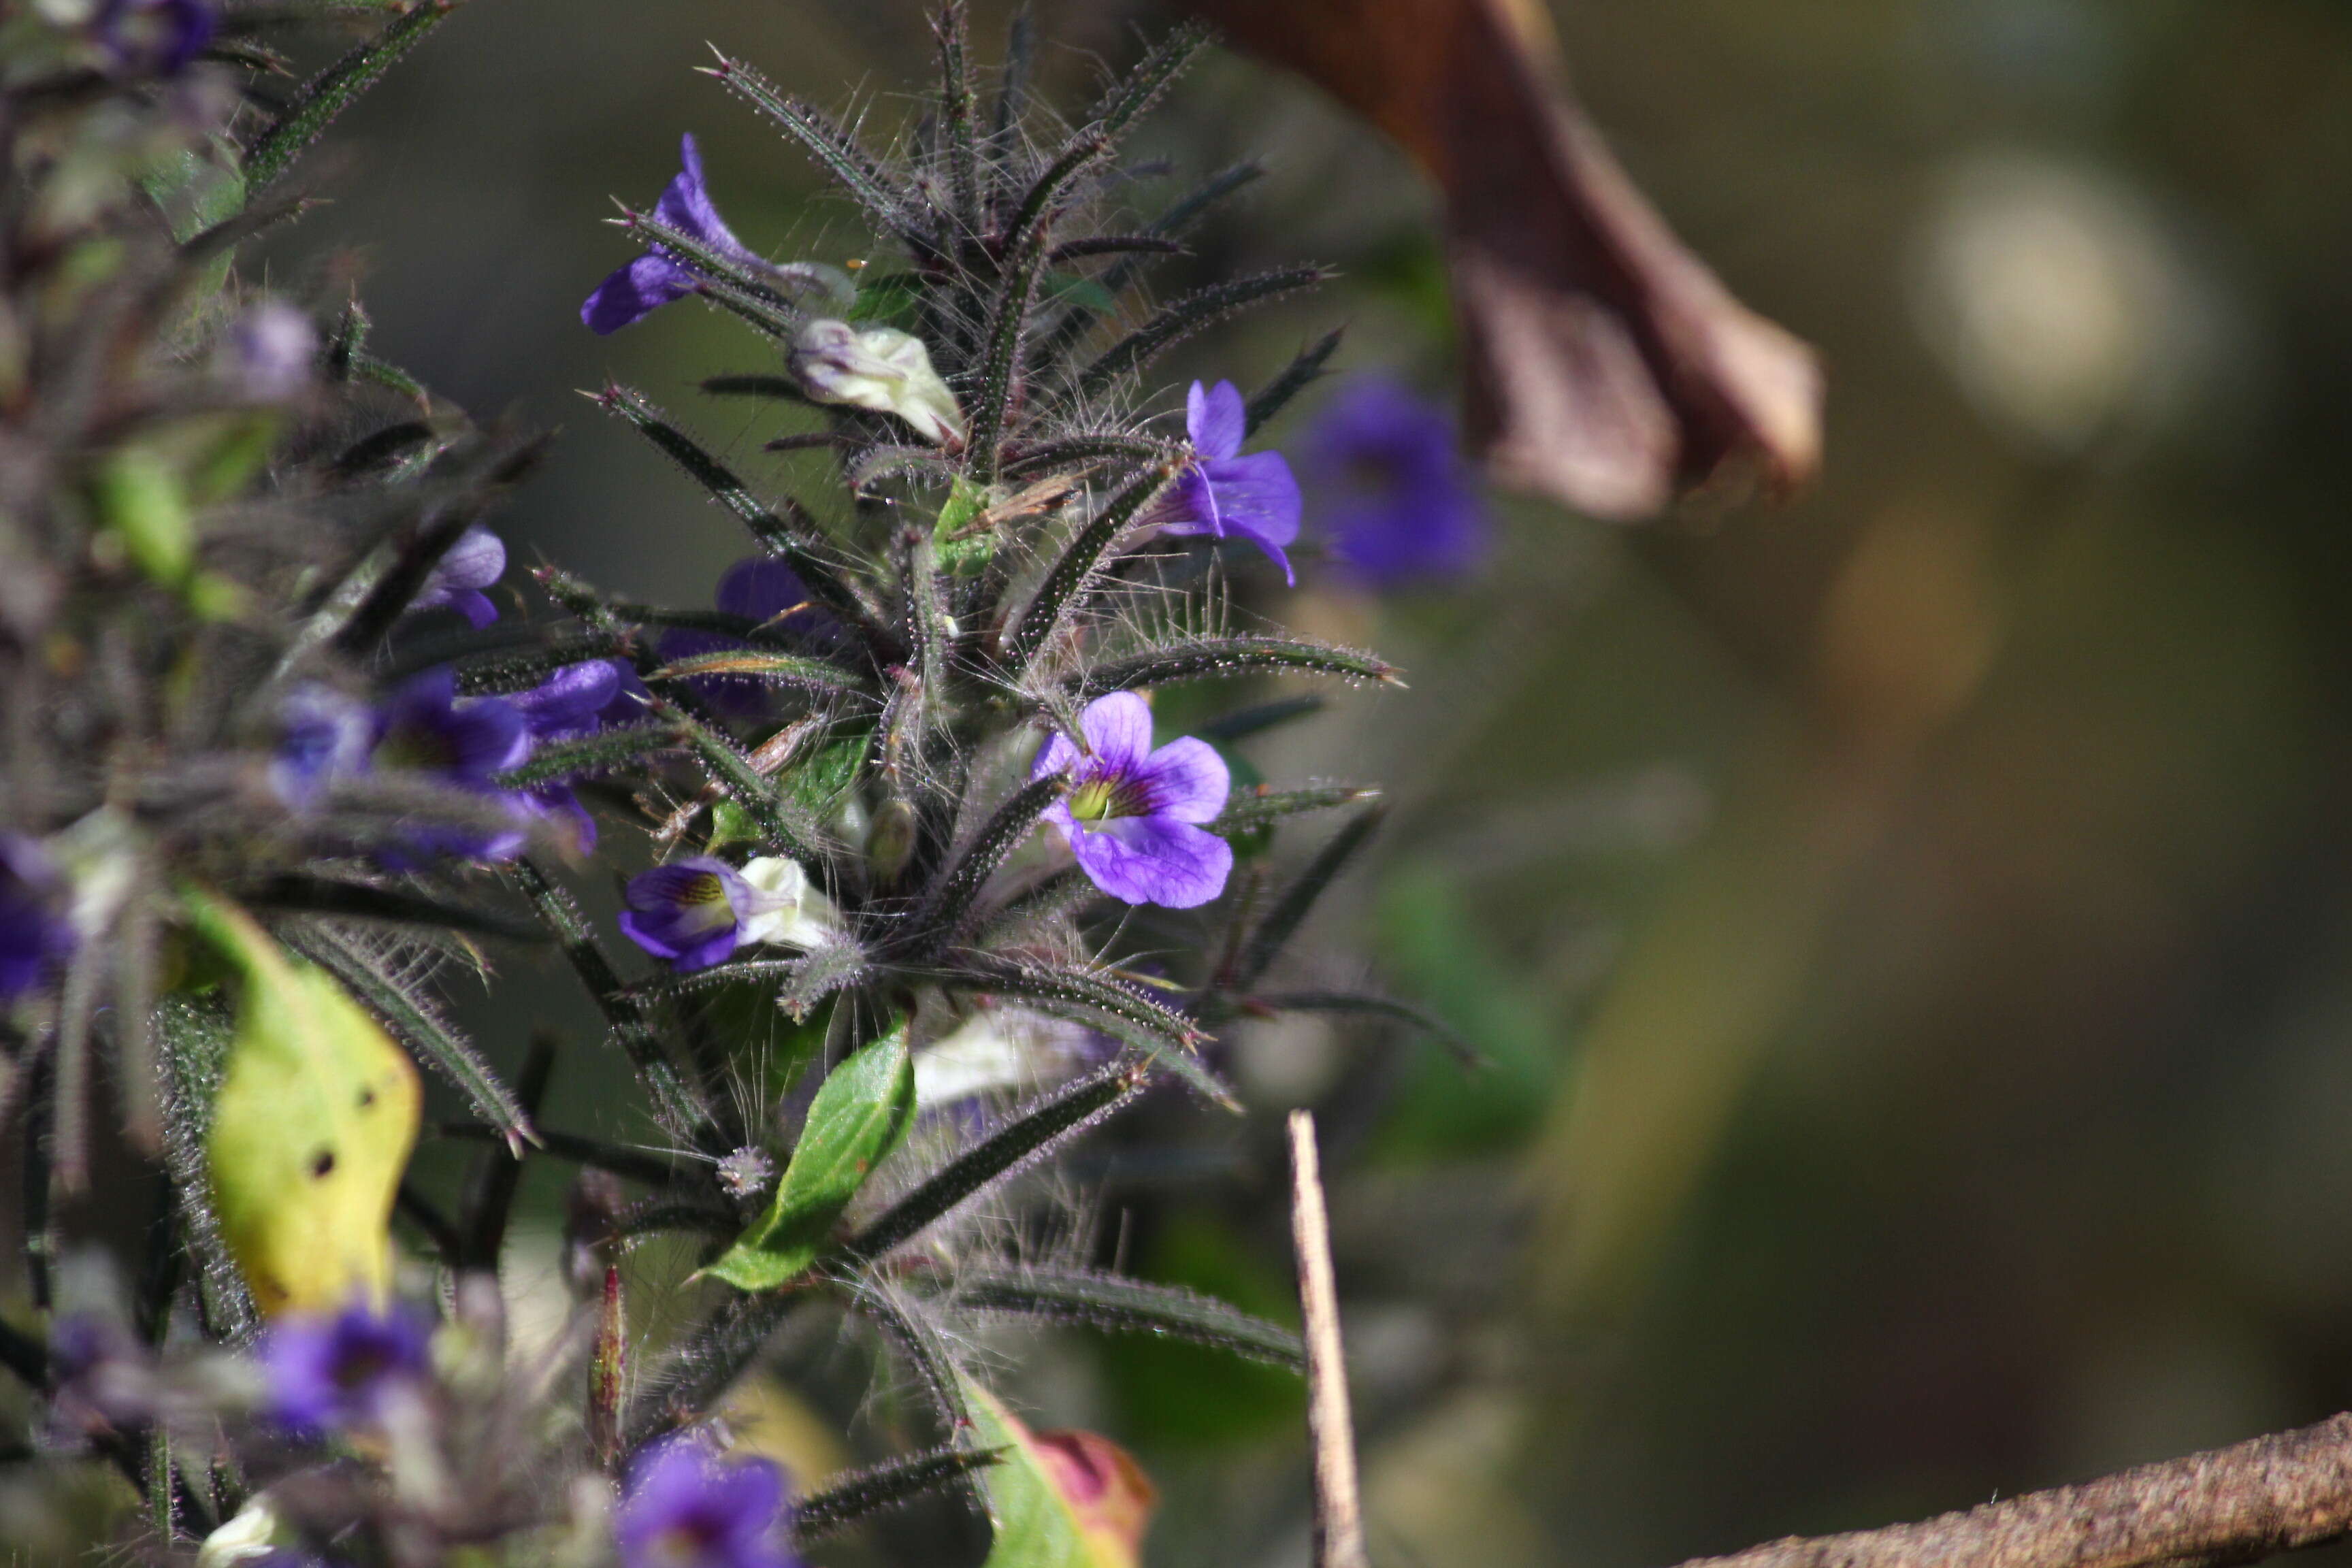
223;302;317;402
271;683;372;811
410;527;506;628
1031;691;1231;908
1152;380;1303;584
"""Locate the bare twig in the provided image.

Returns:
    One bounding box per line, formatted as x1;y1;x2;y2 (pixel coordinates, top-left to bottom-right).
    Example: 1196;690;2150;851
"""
1671;1412;2352;1568
1290;1110;1371;1568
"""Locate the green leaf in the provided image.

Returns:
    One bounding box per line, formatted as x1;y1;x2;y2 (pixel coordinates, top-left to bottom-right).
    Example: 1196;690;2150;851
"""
934;476;994;576
706;800;760;855
704;1025;915;1290
965;1375;1153;1568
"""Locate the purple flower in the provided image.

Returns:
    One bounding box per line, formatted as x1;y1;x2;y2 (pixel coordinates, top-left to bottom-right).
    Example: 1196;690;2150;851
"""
1299;377;1488;589
1152;380;1303;585
0;835;74;1003
222;302;317;403
46;1312;152;1431
617;855;835;970
272;683;373;811
619;858;759;971
583;135;761;336
370;670;532;865
262;1301;434;1433
509;660;624;853
1031;691;1232;909
93;0;214;77
615;1433;796;1568
657;557;838;719
410;527;506;629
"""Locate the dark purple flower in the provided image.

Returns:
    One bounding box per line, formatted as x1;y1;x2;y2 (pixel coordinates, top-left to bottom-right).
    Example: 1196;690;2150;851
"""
410;527;506;629
617;858;757;971
370;670;532;865
510;660;624;853
617;855;834;970
272;683;373;811
223;302;317;403
1152;380;1303;585
262;1301;434;1433
1031;691;1232;909
583;135;761;336
0;835;74;1003
657;557;837;719
615;1433;796;1568
1299;377;1489;589
93;0;214;78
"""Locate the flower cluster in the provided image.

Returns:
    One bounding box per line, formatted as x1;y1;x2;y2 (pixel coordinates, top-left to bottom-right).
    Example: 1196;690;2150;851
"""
0;11;1440;1565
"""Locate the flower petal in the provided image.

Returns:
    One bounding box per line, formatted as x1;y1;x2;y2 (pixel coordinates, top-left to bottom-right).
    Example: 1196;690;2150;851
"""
1070;815;1232;909
617;859;747;968
512;660;621;740
1200;452;1302;584
1077;691;1156;770
582;252;698;336
1030;729;1081;783
1133;736;1229;824
654;133;752;261
1186;379;1246;461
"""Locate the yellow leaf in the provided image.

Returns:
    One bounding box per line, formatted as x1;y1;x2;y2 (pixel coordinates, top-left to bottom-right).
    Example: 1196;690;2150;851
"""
184;889;420;1318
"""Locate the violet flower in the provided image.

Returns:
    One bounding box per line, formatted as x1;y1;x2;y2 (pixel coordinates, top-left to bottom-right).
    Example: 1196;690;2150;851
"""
261;1301;434;1434
657;557;839;719
614;1433;796;1568
1152;380;1303;585
0;834;74;1003
370;670;532;866
583;135;761;336
1031;691;1232;909
509;659;624;853
410;527;506;629
93;0;214;78
271;683;373;811
617;855;836;972
1299;377;1489;589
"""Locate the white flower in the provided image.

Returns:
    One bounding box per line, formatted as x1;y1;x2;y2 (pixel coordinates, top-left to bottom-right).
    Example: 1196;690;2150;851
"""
734;855;841;950
913;1005;1097;1107
787;318;966;446
197;1498;293;1568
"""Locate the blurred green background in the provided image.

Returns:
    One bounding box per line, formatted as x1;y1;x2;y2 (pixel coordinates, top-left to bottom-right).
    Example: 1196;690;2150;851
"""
254;1;2352;1565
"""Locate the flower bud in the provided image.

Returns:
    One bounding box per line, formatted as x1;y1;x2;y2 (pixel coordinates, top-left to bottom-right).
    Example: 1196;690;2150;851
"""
787;318;964;445
865;796;918;883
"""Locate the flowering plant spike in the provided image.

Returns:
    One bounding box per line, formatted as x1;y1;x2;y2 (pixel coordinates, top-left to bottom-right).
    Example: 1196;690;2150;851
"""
0;5;1425;1564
